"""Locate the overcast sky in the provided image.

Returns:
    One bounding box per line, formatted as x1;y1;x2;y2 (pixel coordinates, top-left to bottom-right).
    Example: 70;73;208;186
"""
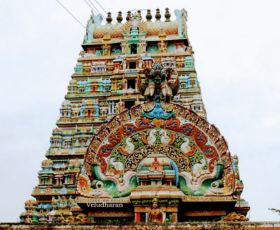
0;0;280;222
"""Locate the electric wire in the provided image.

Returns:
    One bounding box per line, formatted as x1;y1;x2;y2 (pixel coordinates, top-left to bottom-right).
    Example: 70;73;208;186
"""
84;0;99;15
91;0;107;14
55;0;86;28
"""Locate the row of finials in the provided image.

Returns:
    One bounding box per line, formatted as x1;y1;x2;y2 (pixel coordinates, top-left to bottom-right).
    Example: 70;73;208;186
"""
105;8;173;24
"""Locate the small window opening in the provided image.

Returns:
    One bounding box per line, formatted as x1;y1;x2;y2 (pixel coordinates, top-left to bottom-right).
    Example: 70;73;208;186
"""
130;44;138;54
127;79;136;89
129;61;136;69
125;100;135;109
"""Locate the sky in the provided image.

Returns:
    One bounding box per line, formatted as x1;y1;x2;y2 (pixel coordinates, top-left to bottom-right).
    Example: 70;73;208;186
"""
0;0;280;222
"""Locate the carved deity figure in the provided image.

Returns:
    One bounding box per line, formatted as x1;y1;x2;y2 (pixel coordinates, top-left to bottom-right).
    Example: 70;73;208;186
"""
121;41;129;54
148;198;164;223
150;157;162;171
115;100;125;113
139;63;178;102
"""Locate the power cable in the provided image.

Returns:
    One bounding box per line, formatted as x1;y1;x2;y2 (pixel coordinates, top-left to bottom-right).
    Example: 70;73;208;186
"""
84;0;99;15
91;0;107;14
55;0;86;28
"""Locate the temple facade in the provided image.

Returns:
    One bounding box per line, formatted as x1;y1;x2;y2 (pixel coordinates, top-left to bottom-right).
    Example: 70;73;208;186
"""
20;8;249;224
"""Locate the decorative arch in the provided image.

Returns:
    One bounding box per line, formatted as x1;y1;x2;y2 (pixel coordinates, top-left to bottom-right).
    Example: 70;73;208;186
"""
121;20;148;35
79;102;239;198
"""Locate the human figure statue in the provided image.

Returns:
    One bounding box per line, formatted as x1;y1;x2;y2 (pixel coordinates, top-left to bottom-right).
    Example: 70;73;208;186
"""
116;100;125;113
148;198;164;223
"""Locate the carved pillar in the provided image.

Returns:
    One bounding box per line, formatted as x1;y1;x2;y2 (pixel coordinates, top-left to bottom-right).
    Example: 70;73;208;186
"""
135;212;141;223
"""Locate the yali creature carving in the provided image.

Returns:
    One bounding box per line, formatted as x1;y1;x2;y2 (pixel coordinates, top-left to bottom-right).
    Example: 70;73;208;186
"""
139;63;179;102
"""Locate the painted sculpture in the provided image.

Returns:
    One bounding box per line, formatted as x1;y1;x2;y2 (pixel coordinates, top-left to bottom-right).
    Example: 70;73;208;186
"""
148;198;164;223
20;8;249;224
139;63;178;102
74;96;248;222
79;102;234;199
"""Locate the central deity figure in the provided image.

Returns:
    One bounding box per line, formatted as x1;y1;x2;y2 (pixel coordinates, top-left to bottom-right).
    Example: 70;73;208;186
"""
139;63;179;102
148;198;164;223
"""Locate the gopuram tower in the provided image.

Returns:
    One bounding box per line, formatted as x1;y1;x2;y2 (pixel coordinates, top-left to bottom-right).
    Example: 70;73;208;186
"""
20;8;250;224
